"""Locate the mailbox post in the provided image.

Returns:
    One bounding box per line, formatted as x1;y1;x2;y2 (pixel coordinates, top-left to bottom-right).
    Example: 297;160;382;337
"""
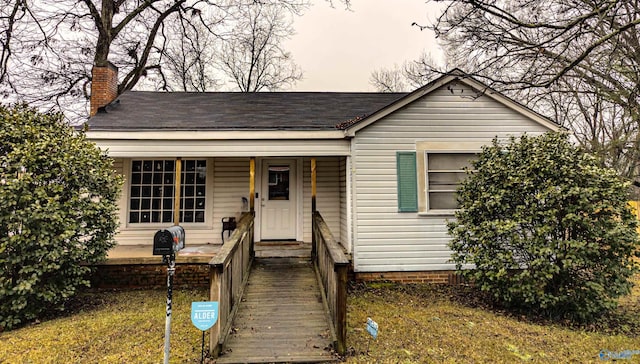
153;226;185;364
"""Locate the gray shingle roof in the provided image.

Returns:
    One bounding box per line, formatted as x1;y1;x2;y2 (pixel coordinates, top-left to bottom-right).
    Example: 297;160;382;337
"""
87;91;407;131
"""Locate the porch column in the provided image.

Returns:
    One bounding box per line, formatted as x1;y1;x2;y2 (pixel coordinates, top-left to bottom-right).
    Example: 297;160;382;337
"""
311;158;317;213
249;157;255;212
249;157;255;257
173;157;182;225
311;158;317;259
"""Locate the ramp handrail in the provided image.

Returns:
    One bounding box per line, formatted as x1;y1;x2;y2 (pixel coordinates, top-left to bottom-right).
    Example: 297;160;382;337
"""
208;211;254;357
312;211;349;355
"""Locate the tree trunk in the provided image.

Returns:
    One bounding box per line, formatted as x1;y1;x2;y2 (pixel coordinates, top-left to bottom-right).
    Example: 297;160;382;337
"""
93;0;114;67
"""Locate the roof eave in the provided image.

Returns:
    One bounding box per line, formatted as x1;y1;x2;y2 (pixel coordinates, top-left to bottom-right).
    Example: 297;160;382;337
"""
85;129;346;140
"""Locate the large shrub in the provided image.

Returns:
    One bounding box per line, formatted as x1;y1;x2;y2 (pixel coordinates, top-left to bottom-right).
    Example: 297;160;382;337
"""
0;105;122;330
448;132;640;321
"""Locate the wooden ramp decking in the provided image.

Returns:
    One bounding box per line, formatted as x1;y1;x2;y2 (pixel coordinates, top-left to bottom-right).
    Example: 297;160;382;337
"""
216;258;338;363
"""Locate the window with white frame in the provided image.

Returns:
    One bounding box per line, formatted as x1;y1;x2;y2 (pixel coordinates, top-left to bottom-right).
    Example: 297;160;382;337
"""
129;159;207;224
425;152;476;211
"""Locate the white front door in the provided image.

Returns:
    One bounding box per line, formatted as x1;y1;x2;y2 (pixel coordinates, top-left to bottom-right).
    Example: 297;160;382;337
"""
260;160;297;240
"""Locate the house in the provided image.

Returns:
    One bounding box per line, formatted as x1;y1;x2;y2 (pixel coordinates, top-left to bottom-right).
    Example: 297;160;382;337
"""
87;63;560;283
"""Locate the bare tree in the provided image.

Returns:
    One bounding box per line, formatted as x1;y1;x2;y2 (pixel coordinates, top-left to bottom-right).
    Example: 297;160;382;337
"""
370;52;443;92
157;17;222;92
217;2;303;92
0;0;306;121
0;0;228;120
158;1;306;92
427;0;640;184
0;0;22;87
370;65;409;92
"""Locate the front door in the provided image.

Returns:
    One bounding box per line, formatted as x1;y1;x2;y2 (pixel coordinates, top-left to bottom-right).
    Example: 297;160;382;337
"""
260;160;297;240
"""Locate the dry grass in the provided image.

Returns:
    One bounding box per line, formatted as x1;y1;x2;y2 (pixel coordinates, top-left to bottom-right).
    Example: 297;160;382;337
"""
0;276;638;363
345;277;640;363
0;289;209;363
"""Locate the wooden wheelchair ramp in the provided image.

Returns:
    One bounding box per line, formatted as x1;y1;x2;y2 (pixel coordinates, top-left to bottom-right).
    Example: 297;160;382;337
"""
216;258;338;363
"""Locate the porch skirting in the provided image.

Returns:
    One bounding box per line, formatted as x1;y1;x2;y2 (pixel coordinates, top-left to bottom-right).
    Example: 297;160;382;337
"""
90;264;467;289
90;263;210;289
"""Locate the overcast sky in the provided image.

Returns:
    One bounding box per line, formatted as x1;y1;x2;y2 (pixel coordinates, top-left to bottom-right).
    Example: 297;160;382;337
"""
284;0;446;92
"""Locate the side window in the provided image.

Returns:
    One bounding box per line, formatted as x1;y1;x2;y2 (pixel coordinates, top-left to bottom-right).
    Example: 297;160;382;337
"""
426;153;475;211
129;159;207;224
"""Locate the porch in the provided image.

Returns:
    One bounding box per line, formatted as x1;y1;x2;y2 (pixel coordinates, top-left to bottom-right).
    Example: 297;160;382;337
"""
95;155;350;361
110;155;350;251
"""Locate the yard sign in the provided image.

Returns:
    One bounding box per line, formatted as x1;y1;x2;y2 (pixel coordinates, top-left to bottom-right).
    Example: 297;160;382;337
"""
366;317;379;339
191;301;219;331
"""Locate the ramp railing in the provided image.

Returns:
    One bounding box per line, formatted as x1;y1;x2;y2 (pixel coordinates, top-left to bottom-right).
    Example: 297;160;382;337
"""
312;211;349;355
209;211;254;357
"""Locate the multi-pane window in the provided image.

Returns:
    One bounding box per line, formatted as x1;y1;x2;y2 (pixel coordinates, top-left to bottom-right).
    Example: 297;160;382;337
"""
129;159;207;224
426;153;475;210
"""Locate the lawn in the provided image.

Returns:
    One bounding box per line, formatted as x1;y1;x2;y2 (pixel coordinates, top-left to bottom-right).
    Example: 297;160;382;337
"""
0;289;209;363
1;277;639;363
345;282;640;363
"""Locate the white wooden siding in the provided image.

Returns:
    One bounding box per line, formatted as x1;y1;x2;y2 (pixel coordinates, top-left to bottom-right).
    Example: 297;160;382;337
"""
112;158;126;234
316;158;341;242
352;84;554;272
339;157;350;252
112;158;124;175
302;158;342;243
212;158;251;243
303;160;311;243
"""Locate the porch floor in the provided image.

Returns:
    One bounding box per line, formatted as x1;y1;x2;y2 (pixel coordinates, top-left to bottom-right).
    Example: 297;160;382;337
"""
103;241;311;264
216;258;338;363
104;244;221;264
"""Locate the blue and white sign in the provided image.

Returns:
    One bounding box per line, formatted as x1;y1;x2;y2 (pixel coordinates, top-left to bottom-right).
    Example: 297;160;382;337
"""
366;317;379;339
191;301;219;331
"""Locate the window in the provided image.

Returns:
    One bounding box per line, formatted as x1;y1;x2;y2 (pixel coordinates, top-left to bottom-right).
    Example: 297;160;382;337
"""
129;159;206;224
426;153;475;211
268;166;290;200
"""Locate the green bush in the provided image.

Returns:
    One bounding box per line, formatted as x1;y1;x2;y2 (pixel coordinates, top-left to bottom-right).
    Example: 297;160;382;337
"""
0;105;122;330
448;132;640;321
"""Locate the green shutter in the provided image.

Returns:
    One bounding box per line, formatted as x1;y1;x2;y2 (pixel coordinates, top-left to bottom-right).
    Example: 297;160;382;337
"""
396;151;418;212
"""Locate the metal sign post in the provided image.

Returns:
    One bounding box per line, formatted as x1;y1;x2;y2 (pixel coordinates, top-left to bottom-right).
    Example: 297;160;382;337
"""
163;252;176;364
191;301;219;363
366;317;378;355
153;226;185;364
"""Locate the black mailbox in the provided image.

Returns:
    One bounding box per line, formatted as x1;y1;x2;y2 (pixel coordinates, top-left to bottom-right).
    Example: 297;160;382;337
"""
153;225;186;255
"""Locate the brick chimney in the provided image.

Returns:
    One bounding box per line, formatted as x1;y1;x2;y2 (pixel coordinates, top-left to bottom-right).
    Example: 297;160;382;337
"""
90;62;118;116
